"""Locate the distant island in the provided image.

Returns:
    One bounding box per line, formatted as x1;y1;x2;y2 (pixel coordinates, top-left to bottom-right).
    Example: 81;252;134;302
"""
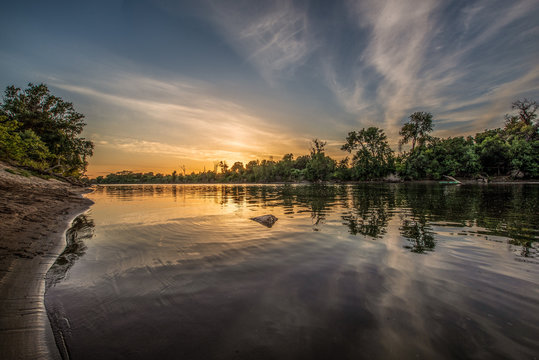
1;83;537;184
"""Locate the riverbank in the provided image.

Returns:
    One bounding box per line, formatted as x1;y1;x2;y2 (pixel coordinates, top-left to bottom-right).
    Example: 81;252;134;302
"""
91;177;539;185
0;162;93;359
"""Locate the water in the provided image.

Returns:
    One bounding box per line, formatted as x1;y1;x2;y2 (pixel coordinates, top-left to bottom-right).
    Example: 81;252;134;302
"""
45;184;539;359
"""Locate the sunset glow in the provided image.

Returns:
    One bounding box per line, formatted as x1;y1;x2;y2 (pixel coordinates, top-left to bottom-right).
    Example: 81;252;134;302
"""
1;0;538;177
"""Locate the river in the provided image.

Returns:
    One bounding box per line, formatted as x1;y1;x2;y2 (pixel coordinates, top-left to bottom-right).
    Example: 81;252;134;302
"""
45;184;539;359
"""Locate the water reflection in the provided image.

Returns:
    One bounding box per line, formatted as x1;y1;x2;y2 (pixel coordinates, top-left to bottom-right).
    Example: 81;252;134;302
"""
45;214;94;290
400;216;435;253
92;184;538;253
341;185;395;238
46;184;539;360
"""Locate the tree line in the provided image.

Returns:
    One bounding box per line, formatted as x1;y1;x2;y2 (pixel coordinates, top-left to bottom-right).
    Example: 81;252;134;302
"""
0;83;536;182
96;99;538;184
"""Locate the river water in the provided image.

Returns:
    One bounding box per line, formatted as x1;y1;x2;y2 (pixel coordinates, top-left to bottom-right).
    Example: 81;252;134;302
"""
45;184;539;359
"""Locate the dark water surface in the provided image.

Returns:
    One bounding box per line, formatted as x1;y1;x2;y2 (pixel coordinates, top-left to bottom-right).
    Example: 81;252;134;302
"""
45;184;539;359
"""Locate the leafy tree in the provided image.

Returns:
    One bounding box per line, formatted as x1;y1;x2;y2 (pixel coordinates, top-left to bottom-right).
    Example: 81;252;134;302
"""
342;127;395;180
0;116;51;168
305;139;336;181
0;83;93;175
230;161;244;173
508;138;539;177
276;154;294;181
475;129;510;176
399;112;433;151
293;155;309;170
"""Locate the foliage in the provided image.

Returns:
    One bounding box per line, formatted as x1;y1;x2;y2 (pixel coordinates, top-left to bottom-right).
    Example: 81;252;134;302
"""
305;139;336;181
0;116;51;169
342;127;395;180
399;111;433;151
0;83;93;176
399;136;480;179
397;99;538;179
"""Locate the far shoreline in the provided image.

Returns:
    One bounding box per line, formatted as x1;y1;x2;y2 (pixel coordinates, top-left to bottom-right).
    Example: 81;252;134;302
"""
91;179;539;186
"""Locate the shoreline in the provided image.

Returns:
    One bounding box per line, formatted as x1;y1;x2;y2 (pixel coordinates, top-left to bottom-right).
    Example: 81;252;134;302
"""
92;179;539;185
0;162;93;360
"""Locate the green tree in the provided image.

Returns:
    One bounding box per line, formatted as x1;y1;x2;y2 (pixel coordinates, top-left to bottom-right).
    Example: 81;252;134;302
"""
342;127;395;180
0;116;51;168
276;154;294;181
399;112;434;151
0;83;93;176
475;129;510;176
305;139;336;181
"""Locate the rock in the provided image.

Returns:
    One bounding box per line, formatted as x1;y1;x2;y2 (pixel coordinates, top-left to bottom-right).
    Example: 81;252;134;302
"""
251;214;278;228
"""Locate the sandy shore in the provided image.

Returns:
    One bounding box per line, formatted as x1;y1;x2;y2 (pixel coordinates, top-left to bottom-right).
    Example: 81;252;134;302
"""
0;162;93;360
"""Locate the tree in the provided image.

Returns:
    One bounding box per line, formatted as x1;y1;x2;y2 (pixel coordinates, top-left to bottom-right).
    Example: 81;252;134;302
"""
230;161;244;173
511;98;537;126
475;129;510;176
0;116;51;168
342;127;395;180
399;112;434;151
218;161;229;174
0;83;93;176
305;139;336;181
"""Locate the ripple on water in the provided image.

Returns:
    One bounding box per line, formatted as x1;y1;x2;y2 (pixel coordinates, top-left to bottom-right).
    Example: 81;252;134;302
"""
46;184;539;360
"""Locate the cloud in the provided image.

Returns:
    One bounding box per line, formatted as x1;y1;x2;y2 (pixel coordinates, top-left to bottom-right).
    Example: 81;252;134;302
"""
208;0;313;83
325;0;539;139
52;74;312;170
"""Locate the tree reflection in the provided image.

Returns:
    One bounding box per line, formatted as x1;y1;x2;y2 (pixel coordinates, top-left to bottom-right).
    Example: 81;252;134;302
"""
92;184;537;256
400;216;435;253
45;214;95;290
342;185;395;238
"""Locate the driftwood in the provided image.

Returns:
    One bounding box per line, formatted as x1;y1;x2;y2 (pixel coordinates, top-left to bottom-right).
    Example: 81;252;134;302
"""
443;175;461;184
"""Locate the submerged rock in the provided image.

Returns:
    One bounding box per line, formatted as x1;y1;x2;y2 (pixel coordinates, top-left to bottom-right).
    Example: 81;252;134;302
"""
251;214;278;228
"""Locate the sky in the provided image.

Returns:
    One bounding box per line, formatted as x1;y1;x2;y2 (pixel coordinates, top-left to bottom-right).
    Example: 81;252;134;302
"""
1;0;538;177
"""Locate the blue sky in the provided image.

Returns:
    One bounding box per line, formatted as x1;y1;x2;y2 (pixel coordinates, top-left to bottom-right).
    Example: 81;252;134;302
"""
1;0;538;175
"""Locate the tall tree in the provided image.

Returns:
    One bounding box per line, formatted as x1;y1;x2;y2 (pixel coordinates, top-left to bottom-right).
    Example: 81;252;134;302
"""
306;138;335;181
511;98;537;126
342;127;394;179
399;112;434;151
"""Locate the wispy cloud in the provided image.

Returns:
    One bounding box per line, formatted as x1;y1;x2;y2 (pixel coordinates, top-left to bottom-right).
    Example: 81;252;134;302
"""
325;0;539;138
53;74;311;172
209;0;313;83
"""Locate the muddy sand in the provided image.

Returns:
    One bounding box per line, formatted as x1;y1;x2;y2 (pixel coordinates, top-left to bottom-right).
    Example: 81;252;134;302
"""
0;162;92;359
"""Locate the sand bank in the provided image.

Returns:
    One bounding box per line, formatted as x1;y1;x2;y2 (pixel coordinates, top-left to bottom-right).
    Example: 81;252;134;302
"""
0;162;93;359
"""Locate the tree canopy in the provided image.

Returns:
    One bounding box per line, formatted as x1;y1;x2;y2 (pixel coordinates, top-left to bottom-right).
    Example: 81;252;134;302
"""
0;83;93;176
92;98;537;183
342;127;395;180
399;111;433;151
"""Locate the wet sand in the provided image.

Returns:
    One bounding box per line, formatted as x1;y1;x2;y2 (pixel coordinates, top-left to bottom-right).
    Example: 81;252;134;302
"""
0;162;92;359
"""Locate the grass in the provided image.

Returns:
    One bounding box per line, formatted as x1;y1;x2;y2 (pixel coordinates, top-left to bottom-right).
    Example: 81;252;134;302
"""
5;168;31;177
